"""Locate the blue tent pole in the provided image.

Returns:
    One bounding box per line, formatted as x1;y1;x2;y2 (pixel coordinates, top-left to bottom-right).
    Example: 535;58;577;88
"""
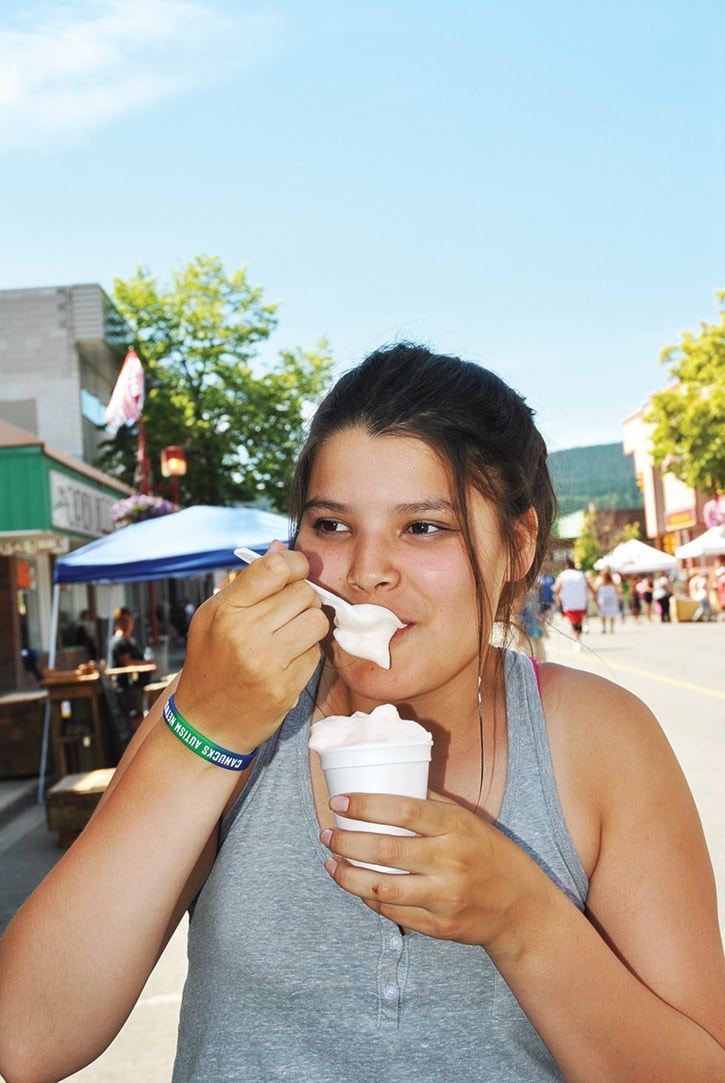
37;581;61;803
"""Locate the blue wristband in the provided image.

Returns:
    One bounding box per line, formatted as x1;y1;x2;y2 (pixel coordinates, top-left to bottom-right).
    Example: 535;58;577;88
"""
163;694;259;771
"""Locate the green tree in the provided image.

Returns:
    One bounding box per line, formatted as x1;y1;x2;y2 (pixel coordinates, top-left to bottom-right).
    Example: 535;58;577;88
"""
98;256;335;510
646;290;725;495
619;521;642;542
573;507;603;571
573;507;641;571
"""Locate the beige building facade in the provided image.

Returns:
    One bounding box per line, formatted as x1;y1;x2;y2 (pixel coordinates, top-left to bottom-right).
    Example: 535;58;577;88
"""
0;283;128;463
623;403;708;554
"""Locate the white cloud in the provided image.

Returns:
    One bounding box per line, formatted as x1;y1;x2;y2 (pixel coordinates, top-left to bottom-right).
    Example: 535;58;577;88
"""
0;0;283;154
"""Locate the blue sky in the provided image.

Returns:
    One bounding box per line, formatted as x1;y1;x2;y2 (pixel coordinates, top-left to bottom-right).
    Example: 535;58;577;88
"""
1;0;723;451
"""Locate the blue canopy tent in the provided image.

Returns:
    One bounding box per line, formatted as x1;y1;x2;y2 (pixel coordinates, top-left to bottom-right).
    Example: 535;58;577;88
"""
53;505;290;584
40;506;290;797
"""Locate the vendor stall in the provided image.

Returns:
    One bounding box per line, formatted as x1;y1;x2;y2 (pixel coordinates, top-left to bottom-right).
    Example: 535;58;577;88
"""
38;505;290;796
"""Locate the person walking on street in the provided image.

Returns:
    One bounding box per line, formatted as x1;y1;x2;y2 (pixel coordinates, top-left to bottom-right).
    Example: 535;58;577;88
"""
652;573;673;623
628;576;642;621
554;559;594;650
619;575;630;622
716;560;725;621
689;571;713;623
636;575;654;621
596;570;620;634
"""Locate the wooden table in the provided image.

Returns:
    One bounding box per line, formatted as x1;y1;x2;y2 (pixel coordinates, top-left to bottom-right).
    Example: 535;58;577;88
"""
41;670;110;777
104;663;157;680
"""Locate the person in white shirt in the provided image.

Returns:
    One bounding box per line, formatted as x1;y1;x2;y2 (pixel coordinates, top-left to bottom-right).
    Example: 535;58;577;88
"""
554;559;594;649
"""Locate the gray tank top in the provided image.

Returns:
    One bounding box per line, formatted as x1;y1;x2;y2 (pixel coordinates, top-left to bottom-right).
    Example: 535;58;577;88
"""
172;650;588;1082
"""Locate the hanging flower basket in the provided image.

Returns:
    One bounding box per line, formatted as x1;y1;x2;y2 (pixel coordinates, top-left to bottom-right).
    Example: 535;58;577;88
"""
111;493;177;529
703;495;725;528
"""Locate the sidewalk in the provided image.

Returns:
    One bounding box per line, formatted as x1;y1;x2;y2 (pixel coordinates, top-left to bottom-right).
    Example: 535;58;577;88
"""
0;788;187;1082
0;775;38;831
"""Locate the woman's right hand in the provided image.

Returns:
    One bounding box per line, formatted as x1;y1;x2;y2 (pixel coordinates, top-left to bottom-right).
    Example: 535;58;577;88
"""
174;543;329;753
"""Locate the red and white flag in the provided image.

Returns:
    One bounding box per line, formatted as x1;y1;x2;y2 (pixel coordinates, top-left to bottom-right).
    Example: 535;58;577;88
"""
105;348;145;435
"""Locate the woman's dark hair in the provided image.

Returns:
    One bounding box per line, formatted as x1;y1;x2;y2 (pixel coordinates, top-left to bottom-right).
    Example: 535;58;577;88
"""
289;343;557;644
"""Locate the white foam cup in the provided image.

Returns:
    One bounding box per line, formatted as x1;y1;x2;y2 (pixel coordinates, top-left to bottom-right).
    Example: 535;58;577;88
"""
318;740;432;874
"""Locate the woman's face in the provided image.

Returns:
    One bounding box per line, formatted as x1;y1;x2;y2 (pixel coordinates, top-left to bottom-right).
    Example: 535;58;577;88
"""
295;427;512;715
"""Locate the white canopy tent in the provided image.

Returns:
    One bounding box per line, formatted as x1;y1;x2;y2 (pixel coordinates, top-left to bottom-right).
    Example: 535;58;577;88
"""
594;538;678;575
675;525;725;560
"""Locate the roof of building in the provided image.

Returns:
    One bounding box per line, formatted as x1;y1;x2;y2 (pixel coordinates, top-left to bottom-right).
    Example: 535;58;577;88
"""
0;419;131;495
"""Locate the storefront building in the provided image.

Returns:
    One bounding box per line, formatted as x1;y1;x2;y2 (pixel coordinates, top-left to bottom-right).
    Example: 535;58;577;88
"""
623;403;709;555
0;420;131;692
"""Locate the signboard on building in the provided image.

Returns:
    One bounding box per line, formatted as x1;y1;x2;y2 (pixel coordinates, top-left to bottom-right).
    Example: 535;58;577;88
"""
665;507;697;530
50;470;115;538
0;531;70;557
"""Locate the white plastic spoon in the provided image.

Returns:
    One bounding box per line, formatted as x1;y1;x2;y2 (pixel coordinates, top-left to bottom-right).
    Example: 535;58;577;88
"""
234;547;405;669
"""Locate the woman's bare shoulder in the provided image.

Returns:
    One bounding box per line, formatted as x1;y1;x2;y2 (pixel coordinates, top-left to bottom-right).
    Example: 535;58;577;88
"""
537;659;681;780
537;660;660;738
534;661;684;877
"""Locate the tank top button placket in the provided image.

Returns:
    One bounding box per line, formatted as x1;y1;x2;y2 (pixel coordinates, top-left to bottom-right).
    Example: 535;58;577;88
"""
377;924;407;1025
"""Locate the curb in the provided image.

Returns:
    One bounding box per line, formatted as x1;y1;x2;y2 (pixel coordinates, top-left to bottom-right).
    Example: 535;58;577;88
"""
0;778;42;831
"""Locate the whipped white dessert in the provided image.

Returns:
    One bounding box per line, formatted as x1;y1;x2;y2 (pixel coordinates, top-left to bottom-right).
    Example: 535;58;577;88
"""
330;605;405;669
310;704;433;873
233;546;403;669
309;703;432;751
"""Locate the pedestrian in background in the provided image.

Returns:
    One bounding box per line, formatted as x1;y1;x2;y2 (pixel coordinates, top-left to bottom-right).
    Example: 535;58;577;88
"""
619;575;630;621
537;571;556;619
636;575;654;621
74;609;98;660
689;571;713;623
554;558;593;650
652;573;673;623
596;570;620;634
715;560;725;620
110;606;151;729
516;586;547;660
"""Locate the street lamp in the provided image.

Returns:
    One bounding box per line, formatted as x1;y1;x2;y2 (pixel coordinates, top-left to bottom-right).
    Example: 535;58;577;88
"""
160;445;187;505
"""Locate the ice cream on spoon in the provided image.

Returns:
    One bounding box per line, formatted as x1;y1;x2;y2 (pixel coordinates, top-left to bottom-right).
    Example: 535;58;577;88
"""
234;547;405;669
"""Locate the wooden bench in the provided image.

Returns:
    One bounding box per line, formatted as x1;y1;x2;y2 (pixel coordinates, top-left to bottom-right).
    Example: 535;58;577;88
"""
45;768;115;847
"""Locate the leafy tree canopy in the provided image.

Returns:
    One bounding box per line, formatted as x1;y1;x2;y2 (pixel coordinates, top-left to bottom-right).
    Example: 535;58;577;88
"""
646;290;725;495
572;509;602;572
98;256;335;510
572;506;641;571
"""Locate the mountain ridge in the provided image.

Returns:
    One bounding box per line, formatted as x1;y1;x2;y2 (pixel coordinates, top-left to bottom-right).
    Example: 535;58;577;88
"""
547;442;641;516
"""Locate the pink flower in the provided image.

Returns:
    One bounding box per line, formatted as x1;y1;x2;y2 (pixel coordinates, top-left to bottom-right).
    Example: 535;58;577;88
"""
703;495;725;528
111;494;177;528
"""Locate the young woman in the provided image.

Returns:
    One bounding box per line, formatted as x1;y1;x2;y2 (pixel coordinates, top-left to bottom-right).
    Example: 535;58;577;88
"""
0;345;723;1082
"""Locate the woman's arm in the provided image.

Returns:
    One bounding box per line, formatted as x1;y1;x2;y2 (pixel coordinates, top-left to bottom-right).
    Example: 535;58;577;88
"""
0;548;328;1083
321;670;725;1081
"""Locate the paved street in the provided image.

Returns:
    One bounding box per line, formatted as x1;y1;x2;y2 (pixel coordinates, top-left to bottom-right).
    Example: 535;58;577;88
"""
0;616;723;1081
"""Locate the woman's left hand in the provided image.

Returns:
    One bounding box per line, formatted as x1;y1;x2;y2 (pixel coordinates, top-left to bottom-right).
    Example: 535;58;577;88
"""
320;790;542;952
